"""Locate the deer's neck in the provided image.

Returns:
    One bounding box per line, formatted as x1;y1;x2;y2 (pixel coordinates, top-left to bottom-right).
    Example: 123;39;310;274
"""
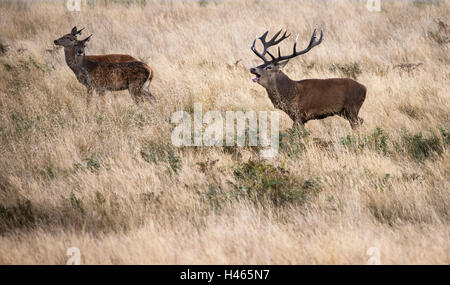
73;54;91;87
265;72;299;112
63;46;76;72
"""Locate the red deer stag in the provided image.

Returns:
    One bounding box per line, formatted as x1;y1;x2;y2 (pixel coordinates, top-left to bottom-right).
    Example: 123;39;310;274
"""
250;29;366;129
73;35;154;104
53;27;154;103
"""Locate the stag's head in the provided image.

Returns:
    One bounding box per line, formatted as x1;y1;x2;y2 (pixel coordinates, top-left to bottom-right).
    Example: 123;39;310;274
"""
250;29;323;89
53;26;85;47
74;35;93;58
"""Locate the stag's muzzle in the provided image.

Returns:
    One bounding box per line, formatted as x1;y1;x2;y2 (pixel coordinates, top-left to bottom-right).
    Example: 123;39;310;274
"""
250;68;261;82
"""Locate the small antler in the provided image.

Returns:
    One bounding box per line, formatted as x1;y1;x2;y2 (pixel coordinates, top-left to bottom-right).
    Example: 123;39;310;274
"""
251;28;323;64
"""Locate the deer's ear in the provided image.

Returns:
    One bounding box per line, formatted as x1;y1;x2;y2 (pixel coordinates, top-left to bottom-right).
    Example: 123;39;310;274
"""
83;34;93;43
277;60;289;69
76;28;85;35
71;27;78;35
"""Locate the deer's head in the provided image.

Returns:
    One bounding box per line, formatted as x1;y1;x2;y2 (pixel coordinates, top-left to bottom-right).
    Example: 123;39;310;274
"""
74;34;93;58
53;26;85;47
250;29;323;89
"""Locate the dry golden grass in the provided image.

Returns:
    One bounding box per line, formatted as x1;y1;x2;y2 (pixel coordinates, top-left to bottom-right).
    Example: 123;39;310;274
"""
0;0;449;264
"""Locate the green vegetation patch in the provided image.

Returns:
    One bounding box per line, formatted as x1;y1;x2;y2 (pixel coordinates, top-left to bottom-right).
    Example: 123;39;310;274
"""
340;127;389;155
141;142;182;174
232;160;320;206
401;131;444;161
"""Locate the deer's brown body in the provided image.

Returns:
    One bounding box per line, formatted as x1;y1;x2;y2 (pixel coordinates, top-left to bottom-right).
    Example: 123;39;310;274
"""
73;36;154;104
267;75;366;127
54;27;154;104
64;49;153;82
63;47;138;71
85;55;154;84
250;29;366;129
78;59;150;91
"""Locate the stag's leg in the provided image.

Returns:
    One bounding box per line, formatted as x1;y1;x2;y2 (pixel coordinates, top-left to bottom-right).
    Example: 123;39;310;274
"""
349;116;364;130
339;107;361;130
345;108;363;130
349;119;359;130
350;85;367;129
291;113;307;129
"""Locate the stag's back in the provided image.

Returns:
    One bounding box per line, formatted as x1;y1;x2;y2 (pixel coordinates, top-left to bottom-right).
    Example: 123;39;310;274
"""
294;78;366;121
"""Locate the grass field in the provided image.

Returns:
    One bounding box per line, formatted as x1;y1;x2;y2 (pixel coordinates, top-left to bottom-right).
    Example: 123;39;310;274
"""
0;0;448;264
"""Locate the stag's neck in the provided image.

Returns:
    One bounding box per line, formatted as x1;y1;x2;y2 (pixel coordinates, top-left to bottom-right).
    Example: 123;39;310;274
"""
265;72;298;112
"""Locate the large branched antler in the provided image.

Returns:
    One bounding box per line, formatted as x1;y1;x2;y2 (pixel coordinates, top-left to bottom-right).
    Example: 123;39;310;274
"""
251;28;323;64
251;29;290;64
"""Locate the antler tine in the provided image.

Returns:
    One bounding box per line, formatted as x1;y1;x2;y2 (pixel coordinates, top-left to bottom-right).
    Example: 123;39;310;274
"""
261;29;291;47
266;50;276;61
251;37;269;63
274;29;323;63
267;29;283;45
270;30;291;46
300;29;323;53
259;30;270;42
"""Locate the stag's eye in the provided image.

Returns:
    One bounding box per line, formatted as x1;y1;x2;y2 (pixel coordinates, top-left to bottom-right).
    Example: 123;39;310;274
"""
265;66;272;70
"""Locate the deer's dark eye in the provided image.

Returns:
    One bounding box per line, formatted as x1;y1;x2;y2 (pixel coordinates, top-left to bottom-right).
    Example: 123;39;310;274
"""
265;66;272;70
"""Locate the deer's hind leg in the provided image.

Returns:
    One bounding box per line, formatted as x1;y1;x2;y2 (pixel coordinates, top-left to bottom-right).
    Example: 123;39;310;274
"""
95;88;106;107
342;106;363;130
86;86;94;106
142;79;155;103
128;81;146;105
348;86;366;129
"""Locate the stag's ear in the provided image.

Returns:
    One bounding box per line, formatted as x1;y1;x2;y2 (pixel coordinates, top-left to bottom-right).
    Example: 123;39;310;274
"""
276;60;289;69
71;26;78;35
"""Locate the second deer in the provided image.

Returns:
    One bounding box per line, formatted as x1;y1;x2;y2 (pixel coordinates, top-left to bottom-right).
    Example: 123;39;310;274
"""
54;27;154;104
73;35;154;104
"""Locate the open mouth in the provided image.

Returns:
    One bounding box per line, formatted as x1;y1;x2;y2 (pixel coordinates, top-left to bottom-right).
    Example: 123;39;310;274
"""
250;70;261;82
